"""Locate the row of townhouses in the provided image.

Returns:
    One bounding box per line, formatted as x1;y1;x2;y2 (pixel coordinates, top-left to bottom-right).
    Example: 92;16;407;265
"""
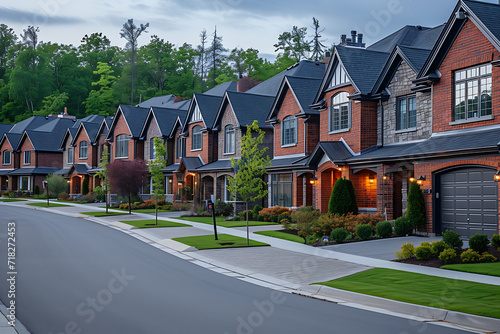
1;0;499;239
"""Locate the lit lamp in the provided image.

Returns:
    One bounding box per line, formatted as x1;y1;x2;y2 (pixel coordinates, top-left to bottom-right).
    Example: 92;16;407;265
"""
416;175;426;185
309;177;317;185
409;177;415;183
338;167;343;171
495;171;500;182
369;175;375;184
169;179;172;183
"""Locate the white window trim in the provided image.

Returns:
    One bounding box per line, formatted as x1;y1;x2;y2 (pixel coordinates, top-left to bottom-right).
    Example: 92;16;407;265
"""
19;176;31;191
281;116;298;147
224;125;236;155
115;135;129;159
2;151;11;165
328;92;351;133
23;151;31;165
67;147;74;164
191;125;203;151
79;141;88;159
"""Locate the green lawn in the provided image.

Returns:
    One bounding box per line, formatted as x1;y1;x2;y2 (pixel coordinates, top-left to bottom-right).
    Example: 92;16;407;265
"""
27;202;71;207
315;268;500;319
179;216;278;228
0;198;27;202
80;211;130;217
441;262;500;277
104;207;171;213
173;234;270;250
120;219;190;228
255;230;305;244
58;200;87;204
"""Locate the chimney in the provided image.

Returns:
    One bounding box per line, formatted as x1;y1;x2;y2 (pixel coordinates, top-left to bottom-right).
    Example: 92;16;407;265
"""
357;33;363;45
351;30;357;44
341;34;346;45
237;76;260;93
64;107;67;115
323;51;331;67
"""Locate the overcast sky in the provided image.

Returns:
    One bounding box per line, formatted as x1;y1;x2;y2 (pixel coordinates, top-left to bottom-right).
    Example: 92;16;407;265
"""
1;0;498;59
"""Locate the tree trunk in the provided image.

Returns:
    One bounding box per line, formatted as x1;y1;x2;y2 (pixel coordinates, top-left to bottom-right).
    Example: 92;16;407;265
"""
246;201;249;247
155;193;158;226
128;193;131;214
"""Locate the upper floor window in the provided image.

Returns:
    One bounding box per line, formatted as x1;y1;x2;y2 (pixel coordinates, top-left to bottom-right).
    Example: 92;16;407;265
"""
329;92;350;132
177;137;185;159
115;134;129;158
192;125;202;151
455;64;492;121
191;105;202;122
79;141;88;159
396;95;417;131
224;125;235;154
281;116;297;146
23;151;31;165
2;150;11;165
68;147;74;164
330;64;350;88
150;138;157;160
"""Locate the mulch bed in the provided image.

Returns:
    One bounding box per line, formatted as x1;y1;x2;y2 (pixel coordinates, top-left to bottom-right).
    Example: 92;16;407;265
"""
396;245;500;268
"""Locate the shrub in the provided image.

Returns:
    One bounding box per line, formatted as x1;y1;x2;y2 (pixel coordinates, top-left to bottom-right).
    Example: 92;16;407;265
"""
277;213;291;224
328;177;358;215
2;191;8;197
492;234;500;249
461;249;480;263
239;210;254;220
415;245;433;260
215;200;233;216
93;186;105;202
306;235;318;245
33;184;40;195
8;191;14;198
172;202;192;211
82;178;89;195
431;240;450;255
331;228;349;243
80;193;95;203
59;192;69;200
357;213;384;227
406;181;425;229
257;214;265;221
232;215;240;221
297;219;319;242
400;243;415;259
468;234;490;254
376;221;392;238
442;230;463;249
258;207;291;222
252;205;263;215
394;216;412;236
356;224;374;241
479;252;497;263
420;241;432;248
47;174;68;198
438;248;457;263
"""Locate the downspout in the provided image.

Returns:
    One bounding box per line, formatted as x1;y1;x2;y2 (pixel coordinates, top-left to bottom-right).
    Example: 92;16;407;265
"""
379;100;384;147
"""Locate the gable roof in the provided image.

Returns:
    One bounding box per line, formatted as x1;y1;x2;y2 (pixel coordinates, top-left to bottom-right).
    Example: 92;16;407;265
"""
8;115;54;134
306;141;354;169
0;133;21;151
179;156;204;172
204;81;237;97
367;25;444;53
214;91;274;129
0;123;12;136
22;130;64;152
58;127;78;150
182;93;223;133
136;94;176;108
71;121;101;146
107;105;149;140
141;107;187;139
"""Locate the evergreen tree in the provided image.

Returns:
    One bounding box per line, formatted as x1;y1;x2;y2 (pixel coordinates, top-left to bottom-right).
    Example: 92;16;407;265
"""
310;17;326;62
328;177;358;215
406;181;426;230
196;29;208;92
206;26;227;89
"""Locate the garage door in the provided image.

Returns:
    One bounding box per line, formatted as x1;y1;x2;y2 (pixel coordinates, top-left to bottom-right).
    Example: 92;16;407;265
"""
439;167;498;238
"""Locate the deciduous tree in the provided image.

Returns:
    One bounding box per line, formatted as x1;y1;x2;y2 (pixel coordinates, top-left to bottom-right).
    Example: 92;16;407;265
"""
108;159;147;214
148;138;167;225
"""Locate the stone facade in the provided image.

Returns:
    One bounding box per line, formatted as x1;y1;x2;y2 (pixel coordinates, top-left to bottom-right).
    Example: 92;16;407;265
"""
144;118;162;162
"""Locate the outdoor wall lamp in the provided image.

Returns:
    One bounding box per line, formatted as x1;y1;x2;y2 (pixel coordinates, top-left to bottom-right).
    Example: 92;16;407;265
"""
309;177;318;185
369;175;375;184
169;179;172;183
495;171;500;182
417;175;426;185
409;177;415;183
383;173;392;180
338;167;343;171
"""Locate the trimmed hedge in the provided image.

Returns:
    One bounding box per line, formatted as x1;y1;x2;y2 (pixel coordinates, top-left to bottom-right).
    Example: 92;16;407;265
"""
406;181;425;229
356;224;374;241
376;221;392;238
394;216;412;236
443;230;463;249
468;234;489;254
328;177;358;215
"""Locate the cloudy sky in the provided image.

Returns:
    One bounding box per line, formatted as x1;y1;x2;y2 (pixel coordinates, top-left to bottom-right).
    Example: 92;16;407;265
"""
1;0;498;59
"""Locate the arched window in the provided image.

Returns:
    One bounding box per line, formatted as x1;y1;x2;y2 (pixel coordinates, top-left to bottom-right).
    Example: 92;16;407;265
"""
224;125;235;154
192;125;202;150
115;134;129;158
329;92;350;132
281;116;297;146
79;141;88;159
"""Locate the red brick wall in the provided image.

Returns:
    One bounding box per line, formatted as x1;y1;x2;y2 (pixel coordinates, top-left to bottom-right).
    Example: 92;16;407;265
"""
314;161;341;213
433;19;500;133
274;88;305;156
306;118;320;154
350;170;377;208
112;115;134;161
0;140;14;169
74;130;92;165
185;121;217;164
19;138;35;167
37;152;62;168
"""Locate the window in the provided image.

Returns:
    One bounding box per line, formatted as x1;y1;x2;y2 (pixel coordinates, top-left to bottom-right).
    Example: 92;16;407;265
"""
281;116;297;146
68;147;74;164
396;95;417;130
2;150;11;165
224;125;235;154
176;137;185;159
271;174;293;207
330;64;350;87
20;176;30;191
192;125;202;151
79;141;88;159
23;151;31;165
150;138;157;160
454;64;492;121
191;105;202;122
115;134;129;158
329;92;350;132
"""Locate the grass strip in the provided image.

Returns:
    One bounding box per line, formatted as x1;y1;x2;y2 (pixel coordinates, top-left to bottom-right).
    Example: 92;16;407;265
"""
27;202;71;207
178;216;278;228
0;198;27;202
255;230;304;244
79;211;130;217
173;234;269;250
441;262;500;277
120;219;190;228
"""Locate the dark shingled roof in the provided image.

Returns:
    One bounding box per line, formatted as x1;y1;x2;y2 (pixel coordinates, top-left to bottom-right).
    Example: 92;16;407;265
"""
398;46;433;73
196;159;234;172
181;157;204;171
347;126;500;164
81;122;101;143
78;114;107;125
25;131;66;152
192;93;223;129
286;77;323;115
161;163;180;173
0;123;12;136
118;105;150;137
54;168;71;175
3;133;22;150
267;156;309;171
463;0;500;43
367;25;444;53
224;91;274;128
33;118;75;133
306;142;353;169
150;107;187;137
72;163;91;175
8;115;54;134
8;167;62;175
247;60;326;97
137;94;175;108
204;81;237;97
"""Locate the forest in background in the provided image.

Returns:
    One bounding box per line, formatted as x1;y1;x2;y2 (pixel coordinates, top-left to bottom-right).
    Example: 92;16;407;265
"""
0;18;328;123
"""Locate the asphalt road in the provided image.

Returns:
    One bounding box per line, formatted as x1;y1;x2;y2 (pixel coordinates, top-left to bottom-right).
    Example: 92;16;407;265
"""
0;206;470;334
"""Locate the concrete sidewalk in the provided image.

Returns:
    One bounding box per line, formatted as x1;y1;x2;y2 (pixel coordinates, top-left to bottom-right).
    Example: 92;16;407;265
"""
4;199;500;333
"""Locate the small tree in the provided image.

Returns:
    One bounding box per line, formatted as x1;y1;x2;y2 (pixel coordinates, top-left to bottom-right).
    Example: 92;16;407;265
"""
82;178;89;195
148;138;167;225
406;181;425;230
328;177;358;215
109;159;147;214
228;120;271;245
96;144;110;213
46;174;68;198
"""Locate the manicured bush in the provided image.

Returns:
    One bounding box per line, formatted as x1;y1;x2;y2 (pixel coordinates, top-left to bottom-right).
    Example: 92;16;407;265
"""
468;234;490;254
438;248;457;263
394;216;412;236
252;204;263;215
431;240;450;255
406;181;425;229
401;243;415;259
258;206;291;222
33;184;40;195
479;252;497;263
356;213;384;226
356;224;374;241
306;235;317;245
257;214;265;221
492;234;500;249
415;245;433;260
331;228;349;244
376;221;392;238
8;191;15;198
93;186;105;202
420;241;432;248
47;174;69;198
232;215;240;221
460;249;480;263
277;213;291;224
215;200;234;216
59;192;69;200
2;191;9;197
239;210;254;220
82;178;89;195
328;177;358;215
443;230;463;249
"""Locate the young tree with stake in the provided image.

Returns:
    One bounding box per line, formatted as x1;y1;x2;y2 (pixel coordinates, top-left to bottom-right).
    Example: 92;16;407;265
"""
148;138;167;225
